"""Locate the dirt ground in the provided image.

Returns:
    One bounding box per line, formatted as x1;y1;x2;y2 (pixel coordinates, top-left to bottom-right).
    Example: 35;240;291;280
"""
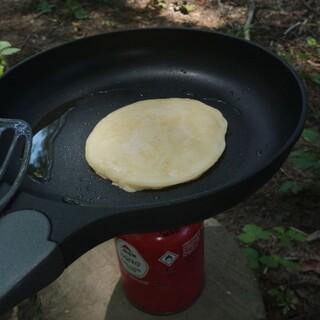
0;0;319;319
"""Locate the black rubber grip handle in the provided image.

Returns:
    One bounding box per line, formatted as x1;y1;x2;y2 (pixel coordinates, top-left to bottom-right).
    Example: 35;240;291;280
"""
0;210;65;315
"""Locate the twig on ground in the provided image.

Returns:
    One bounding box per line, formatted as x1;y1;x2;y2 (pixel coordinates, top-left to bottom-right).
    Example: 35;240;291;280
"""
284;18;309;36
283;21;302;36
280;168;296;180
307;230;320;242
299;18;309;35
244;0;256;41
21;34;32;49
307;60;320;70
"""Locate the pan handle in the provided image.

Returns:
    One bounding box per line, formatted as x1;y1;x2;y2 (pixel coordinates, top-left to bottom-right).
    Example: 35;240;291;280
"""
0;210;65;315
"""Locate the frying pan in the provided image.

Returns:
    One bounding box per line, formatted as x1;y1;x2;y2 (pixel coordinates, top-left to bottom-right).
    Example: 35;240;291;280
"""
0;28;307;313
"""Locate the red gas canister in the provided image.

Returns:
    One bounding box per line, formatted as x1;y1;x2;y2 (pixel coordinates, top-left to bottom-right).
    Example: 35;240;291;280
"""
115;223;204;315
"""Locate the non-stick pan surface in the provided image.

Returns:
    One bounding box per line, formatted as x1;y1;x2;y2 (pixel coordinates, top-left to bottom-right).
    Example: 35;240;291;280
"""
0;28;306;312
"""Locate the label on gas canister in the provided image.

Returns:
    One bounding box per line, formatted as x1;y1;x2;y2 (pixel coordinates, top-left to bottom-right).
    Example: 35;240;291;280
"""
116;239;149;279
183;230;201;257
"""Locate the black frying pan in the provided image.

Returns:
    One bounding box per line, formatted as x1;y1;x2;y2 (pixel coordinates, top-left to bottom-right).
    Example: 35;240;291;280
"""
0;28;307;314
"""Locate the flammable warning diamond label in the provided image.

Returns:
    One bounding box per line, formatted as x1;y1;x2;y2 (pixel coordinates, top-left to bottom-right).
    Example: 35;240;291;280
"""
159;251;179;267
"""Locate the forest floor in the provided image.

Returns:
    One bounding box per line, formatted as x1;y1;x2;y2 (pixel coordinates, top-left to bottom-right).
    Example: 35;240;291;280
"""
0;0;319;319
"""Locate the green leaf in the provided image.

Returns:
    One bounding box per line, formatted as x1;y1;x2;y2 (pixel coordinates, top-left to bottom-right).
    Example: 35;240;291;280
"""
180;3;196;14
0;65;5;77
279;181;303;194
296;51;309;60
269;286;299;314
239;224;272;244
290;150;319;170
243;224;271;240
259;255;280;269
0;41;11;51
310;74;320;86
286;228;306;242
152;0;167;8
74;7;88;20
1;47;20;56
273;226;285;234
243;248;260;269
301;72;320;86
279;259;298;270
37;0;55;14
307;37;318;47
303;128;320;144
238;232;256;244
65;0;88;20
0;56;5;67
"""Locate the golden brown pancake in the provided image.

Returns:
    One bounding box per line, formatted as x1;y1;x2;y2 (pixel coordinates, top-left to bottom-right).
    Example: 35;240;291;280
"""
85;98;227;192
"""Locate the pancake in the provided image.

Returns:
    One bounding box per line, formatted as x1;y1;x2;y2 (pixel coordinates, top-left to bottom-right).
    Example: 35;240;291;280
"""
85;98;227;192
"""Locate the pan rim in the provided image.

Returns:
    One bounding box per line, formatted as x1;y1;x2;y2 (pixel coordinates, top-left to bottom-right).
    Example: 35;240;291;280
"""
0;27;308;208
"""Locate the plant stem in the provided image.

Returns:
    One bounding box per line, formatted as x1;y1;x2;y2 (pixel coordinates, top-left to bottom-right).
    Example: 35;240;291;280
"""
244;0;256;41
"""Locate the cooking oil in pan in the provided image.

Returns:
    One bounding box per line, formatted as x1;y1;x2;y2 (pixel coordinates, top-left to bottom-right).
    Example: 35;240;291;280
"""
28;107;74;182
